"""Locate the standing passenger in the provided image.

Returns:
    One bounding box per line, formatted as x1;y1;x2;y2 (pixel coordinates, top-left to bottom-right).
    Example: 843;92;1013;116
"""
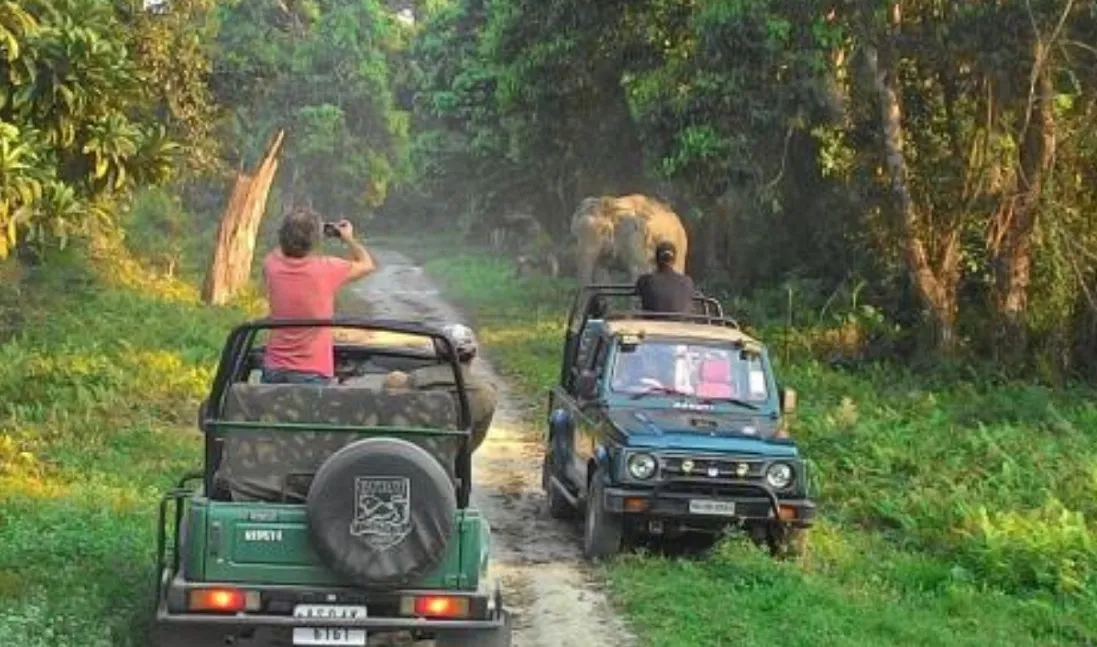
261;207;377;384
635;241;695;313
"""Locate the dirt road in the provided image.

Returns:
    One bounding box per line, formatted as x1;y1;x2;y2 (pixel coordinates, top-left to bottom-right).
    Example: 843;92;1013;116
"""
346;249;636;647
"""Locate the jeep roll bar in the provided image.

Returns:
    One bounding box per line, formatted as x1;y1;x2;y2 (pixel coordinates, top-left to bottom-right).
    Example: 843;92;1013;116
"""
201;317;474;506
600;311;741;329
566;284;725;332
559;284;734;387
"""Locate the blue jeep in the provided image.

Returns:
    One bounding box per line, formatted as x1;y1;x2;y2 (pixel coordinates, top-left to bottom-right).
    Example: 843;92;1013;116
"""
541;285;816;560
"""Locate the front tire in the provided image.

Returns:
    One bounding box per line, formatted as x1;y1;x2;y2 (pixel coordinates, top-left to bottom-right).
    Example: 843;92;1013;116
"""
542;454;575;519
767;524;809;560
582;465;623;561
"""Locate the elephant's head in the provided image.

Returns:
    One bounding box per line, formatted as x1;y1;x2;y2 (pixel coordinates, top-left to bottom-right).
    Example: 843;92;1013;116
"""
570;196;615;285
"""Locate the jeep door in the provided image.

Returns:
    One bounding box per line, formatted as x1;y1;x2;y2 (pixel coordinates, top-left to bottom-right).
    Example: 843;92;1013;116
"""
550;326;608;490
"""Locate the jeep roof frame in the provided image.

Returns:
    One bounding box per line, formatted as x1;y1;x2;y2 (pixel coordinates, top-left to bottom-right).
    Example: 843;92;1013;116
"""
200;317;474;505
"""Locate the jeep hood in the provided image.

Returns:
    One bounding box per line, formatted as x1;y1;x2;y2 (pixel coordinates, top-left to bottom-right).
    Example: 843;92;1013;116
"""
606;408;797;456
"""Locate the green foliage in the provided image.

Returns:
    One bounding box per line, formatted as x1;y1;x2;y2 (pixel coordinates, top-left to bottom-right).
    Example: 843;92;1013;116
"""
125;0;223;177
0;0;219;260
0;245;254;645
401;0;525;231
214;0;411;219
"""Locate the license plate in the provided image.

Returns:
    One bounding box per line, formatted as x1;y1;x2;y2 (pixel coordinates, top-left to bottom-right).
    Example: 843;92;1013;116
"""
291;628;366;646
689;499;736;516
292;605;367;646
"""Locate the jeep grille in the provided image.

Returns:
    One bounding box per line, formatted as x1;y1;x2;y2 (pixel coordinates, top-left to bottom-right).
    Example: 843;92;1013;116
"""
659;455;763;480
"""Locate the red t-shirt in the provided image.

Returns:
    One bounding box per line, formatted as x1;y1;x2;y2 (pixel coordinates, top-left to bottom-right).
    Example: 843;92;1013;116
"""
262;252;353;377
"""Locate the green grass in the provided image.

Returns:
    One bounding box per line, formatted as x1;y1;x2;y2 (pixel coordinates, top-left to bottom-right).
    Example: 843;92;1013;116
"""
394;236;1097;647
0;243;258;647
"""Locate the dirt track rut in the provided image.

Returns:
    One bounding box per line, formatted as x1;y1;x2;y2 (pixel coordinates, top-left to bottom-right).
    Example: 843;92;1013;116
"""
347;249;636;647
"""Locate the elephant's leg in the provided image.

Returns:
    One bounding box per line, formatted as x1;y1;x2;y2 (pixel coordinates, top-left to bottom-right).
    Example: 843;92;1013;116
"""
575;242;601;286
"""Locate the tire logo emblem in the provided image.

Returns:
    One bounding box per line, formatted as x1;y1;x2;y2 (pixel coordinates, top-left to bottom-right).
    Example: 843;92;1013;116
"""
350;476;412;550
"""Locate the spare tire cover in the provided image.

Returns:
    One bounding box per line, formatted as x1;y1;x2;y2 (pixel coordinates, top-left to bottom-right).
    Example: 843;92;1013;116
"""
306;437;457;590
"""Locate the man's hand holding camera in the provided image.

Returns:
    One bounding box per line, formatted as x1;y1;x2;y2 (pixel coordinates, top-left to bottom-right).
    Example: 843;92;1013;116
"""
323;219;374;279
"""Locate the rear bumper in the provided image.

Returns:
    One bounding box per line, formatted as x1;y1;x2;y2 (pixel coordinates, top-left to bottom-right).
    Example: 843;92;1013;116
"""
156;573;507;635
155;610;508;631
603;484;816;529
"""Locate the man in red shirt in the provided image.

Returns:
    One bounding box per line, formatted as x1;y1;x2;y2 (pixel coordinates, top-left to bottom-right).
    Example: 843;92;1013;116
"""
261;207;377;384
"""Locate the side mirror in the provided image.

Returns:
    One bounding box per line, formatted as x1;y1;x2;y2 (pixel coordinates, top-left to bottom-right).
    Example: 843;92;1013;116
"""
576;371;599;400
780;387;797;414
197;398;210;432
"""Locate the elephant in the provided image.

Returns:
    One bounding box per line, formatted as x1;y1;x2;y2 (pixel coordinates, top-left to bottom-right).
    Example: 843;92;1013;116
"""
570;194;689;286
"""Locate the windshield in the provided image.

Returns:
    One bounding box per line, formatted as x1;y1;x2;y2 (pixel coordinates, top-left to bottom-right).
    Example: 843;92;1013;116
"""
608;341;770;402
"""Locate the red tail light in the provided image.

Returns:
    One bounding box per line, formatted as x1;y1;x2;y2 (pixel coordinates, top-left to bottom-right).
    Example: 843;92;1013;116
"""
412;595;470;618
189;588;246;613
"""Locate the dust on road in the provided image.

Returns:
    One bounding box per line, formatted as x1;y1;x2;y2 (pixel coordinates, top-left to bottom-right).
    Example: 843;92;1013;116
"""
345;249;636;647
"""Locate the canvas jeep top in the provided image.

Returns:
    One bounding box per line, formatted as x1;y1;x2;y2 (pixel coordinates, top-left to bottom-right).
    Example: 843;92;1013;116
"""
153;317;511;647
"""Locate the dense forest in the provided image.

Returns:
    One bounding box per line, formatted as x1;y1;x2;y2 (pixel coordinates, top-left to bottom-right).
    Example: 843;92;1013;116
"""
4;0;1097;379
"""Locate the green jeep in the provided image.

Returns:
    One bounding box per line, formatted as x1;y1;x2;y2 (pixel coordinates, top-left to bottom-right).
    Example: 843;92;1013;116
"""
153;317;511;647
542;285;816;559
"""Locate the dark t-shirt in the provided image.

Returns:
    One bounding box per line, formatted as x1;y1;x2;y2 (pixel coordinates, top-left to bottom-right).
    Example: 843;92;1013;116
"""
636;269;695;313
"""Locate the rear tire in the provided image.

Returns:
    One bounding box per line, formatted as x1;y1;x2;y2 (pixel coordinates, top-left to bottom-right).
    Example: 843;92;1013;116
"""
582;465;623;561
434;610;513;647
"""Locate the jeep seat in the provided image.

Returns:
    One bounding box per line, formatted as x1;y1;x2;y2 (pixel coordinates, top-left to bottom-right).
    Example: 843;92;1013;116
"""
214;383;460;503
696;357;734;399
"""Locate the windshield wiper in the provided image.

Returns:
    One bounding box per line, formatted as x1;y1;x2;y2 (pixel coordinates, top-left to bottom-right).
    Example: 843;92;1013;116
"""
629;385;692;400
698;396;760;410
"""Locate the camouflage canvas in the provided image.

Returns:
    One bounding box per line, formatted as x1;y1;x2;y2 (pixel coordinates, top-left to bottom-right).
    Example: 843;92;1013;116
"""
215;383;461;502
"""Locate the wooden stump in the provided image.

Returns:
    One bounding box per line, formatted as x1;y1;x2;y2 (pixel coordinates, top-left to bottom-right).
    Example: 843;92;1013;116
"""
201;130;285;305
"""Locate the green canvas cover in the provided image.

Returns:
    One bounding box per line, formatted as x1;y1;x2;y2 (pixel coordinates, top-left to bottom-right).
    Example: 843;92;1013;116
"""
215;383;460;502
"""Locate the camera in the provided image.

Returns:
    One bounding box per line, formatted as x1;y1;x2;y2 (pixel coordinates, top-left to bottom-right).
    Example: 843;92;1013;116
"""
322;222;341;238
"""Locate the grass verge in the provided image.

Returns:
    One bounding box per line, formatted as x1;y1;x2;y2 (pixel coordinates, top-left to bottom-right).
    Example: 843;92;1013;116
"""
0;237;262;647
392;236;1097;647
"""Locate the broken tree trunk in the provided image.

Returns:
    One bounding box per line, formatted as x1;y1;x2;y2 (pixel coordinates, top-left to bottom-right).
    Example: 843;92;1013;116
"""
865;8;961;353
201;130;285;306
989;39;1057;362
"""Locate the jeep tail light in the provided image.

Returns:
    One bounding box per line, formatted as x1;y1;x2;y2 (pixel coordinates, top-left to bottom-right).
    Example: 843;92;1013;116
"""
189;588;256;613
401;595;470;618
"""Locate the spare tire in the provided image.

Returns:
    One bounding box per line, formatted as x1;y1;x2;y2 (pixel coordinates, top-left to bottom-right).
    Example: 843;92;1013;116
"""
306;437;457;590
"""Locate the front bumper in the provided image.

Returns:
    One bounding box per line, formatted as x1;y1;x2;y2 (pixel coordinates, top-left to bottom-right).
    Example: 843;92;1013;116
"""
603;483;816;529
155;572;508;638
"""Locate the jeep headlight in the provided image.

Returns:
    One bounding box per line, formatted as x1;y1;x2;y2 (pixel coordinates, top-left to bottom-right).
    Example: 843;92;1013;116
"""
626;453;657;480
765;462;794;490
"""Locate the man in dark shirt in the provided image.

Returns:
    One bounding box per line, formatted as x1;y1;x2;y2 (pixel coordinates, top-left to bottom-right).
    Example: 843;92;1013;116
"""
636;241;695;313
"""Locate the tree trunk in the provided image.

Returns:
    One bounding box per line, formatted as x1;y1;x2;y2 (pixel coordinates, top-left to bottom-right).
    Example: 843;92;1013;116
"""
864;19;960;352
201;130;285;306
990;40;1056;360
